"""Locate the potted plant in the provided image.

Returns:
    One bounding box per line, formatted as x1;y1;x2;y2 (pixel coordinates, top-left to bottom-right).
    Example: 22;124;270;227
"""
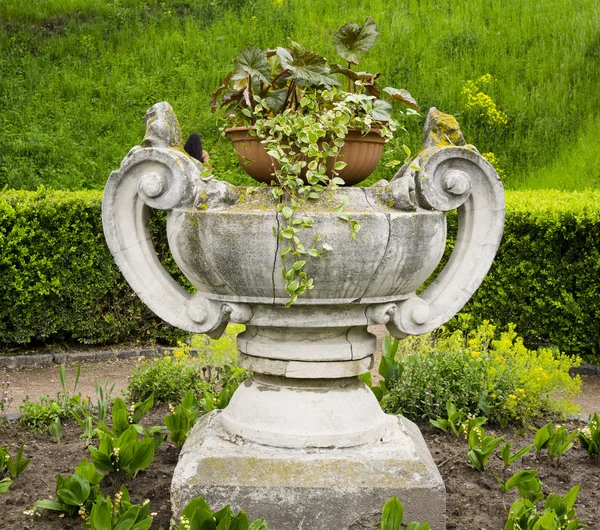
210;17;420;304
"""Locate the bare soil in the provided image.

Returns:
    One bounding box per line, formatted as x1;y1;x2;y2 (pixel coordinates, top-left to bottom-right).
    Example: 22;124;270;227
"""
1;358;141;415
0;412;599;530
0;331;598;529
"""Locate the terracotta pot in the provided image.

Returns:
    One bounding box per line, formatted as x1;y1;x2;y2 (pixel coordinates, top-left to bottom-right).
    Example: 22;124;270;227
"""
226;126;386;186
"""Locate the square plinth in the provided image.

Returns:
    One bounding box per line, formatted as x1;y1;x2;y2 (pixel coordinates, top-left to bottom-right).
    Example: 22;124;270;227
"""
171;411;446;530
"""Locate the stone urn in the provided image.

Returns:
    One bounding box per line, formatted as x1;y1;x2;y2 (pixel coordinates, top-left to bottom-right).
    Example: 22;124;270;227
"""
102;102;504;530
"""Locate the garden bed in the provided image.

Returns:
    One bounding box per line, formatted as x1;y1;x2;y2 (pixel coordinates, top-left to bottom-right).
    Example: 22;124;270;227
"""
0;409;598;530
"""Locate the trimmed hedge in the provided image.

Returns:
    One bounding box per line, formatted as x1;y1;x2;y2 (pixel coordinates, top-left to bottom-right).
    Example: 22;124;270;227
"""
0;188;186;347
460;190;600;357
0;189;599;356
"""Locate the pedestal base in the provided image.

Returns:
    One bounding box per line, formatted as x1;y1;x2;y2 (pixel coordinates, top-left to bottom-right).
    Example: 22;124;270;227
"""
171;411;446;530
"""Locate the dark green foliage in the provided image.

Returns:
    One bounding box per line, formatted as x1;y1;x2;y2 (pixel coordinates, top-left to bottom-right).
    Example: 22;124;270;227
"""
0;188;187;347
456;190;600;359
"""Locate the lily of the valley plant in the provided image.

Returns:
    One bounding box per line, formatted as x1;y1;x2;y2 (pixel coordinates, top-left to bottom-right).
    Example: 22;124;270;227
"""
212;17;419;304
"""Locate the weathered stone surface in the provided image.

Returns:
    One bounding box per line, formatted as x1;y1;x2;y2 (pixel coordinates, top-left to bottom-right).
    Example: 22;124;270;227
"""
103;102;507;530
220;375;387;448
171;411;446;530
0;354;53;369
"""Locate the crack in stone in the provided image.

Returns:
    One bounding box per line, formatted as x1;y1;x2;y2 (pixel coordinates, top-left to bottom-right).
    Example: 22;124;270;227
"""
361;187;378;210
344;327;354;360
272;212;281;304
358;211;393;301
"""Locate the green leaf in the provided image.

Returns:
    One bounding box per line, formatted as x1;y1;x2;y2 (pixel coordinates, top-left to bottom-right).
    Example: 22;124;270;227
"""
230;511;250;530
59;364;67;392
132;392;154;424
534;423;552;452
264;89;288;112
114;505;141;530
129;438;155;474
562;484;581;511
248;519;268;530
467;449;484;472
90;498;112;530
381;496;403;530
281;206;293;219
75;458;104;485
112;398;130;435
369;99;393;122
190;508;217;530
429;418;449;432
33;498;64;511
0;477;12;493
358;372;373;387
276;47;340;87
130;519;153;530
511;444;533;463
292;260;306;270
286;279;300;293
383;87;420;111
57;474;90;506
117;425;139;446
333;16;379;65
233;46;270;84
322;243;333;251
182;498;213;521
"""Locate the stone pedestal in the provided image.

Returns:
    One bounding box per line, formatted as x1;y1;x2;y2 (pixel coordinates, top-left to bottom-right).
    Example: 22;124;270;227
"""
171;411;446;530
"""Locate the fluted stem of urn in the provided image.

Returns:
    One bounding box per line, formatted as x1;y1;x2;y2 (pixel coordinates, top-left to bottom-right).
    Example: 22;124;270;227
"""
218;325;389;448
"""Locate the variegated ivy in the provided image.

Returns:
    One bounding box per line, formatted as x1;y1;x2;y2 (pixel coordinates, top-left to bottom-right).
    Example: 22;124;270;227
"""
212;17;419;305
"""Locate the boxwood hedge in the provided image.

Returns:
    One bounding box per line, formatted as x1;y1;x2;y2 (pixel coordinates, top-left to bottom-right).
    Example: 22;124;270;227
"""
0;188;187;348
0;188;598;357
459;189;600;358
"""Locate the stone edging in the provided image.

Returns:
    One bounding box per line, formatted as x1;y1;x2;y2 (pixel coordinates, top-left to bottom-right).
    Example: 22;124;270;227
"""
0;346;194;370
570;365;600;377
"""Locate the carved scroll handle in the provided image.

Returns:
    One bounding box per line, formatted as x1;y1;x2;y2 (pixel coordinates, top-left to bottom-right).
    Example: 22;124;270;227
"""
385;144;505;337
102;102;250;338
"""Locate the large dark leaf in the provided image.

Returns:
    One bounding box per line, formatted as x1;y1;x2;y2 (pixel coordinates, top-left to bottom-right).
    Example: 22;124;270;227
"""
333;17;379;65
233;46;270;84
264;88;288;112
369;99;393;121
276;47;339;87
383;87;420;110
220;89;246;110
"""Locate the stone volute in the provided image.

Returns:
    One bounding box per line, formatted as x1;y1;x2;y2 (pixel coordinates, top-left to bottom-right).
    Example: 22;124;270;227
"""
102;102;505;530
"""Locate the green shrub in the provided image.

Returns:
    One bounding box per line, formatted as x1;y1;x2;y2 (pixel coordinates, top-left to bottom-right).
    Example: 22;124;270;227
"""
385;319;581;425
452;190;600;359
0;188;186;347
126;325;247;405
